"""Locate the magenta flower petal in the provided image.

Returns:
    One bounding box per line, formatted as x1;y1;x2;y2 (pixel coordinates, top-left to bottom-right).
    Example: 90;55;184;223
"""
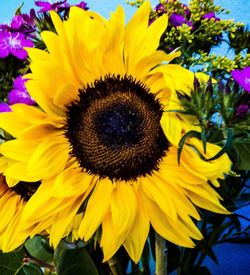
8;75;36;105
11;47;28;59
35;1;53;12
0;32;33;60
13;75;27;90
0;103;12;112
11;15;25;30
0;45;9;58
35;0;67;12
8;89;36;105
231;67;250;93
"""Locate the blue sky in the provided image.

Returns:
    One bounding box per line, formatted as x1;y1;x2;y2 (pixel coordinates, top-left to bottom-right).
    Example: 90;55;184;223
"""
0;0;249;23
0;0;159;23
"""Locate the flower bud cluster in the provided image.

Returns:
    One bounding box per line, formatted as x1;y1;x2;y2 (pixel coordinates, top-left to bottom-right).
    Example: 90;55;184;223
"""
127;0;248;78
188;52;250;76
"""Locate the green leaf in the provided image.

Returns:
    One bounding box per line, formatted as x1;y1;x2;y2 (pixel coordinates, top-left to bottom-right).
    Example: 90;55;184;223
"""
16;263;43;275
178;130;202;164
198;242;218;264
25;236;53;263
0;248;25;275
233;143;250;170
201;128;207;154
15;2;24;15
54;242;99;275
206;128;233;161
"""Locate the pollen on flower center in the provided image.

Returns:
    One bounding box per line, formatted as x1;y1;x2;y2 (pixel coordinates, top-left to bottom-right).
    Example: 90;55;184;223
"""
65;75;169;181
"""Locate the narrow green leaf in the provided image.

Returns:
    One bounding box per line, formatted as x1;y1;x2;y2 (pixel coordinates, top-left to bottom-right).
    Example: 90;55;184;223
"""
206;128;233;161
15;2;24;15
201;128;207;154
198;242;218;264
16;263;43;275
178;130;202;164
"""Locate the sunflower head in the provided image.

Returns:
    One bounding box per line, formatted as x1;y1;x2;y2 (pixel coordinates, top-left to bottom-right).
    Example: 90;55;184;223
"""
0;2;232;263
65;74;170;181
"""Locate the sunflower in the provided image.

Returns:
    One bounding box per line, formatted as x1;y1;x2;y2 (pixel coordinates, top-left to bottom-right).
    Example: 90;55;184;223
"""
0;2;231;262
0;174;41;251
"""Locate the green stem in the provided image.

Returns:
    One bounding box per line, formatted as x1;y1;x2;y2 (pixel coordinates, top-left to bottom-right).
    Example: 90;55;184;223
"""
108;256;123;275
155;232;168;275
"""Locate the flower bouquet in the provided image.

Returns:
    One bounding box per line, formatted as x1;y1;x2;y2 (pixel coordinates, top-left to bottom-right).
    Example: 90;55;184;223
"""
0;0;249;274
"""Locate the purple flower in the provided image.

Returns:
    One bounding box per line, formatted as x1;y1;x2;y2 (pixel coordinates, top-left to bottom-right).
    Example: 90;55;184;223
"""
169;13;193;29
202;12;220;21
231;67;250;93
182;4;191;18
0;31;33;60
0;10;36;36
234;104;249;119
155;4;166;16
0;103;11;112
76;1;88;9
8;76;36;105
11;12;36;35
169;13;186;27
35;0;67;13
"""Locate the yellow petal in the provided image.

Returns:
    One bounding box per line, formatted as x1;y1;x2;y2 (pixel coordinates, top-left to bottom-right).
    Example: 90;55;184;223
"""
52;166;94;198
110;182;137;237
21;179;71;222
124;1;151;72
0;193;19;230
135;51;180;80
141;176;177;221
101;213;126;262
4;162;42;183
141;192;195;248
49;196;84;247
185;184;230;214
26;47;50;62
100;5;125;75
0;111;30;137
26;80;65;117
0;140;38;162
78;179;114;241
27;136;69;179
123;191;149;263
160;112;182;146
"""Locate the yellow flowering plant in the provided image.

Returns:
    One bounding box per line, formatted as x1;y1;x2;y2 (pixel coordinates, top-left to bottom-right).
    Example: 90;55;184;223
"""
0;1;249;275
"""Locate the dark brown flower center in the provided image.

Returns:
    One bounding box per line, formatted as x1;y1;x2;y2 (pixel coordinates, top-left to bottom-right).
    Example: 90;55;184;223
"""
65;75;169;181
11;181;41;201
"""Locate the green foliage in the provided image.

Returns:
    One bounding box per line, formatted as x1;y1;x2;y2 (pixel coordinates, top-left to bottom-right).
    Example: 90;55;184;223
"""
176;76;250;169
54;242;99;275
0;248;43;275
25;236;53;263
0;248;25;275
